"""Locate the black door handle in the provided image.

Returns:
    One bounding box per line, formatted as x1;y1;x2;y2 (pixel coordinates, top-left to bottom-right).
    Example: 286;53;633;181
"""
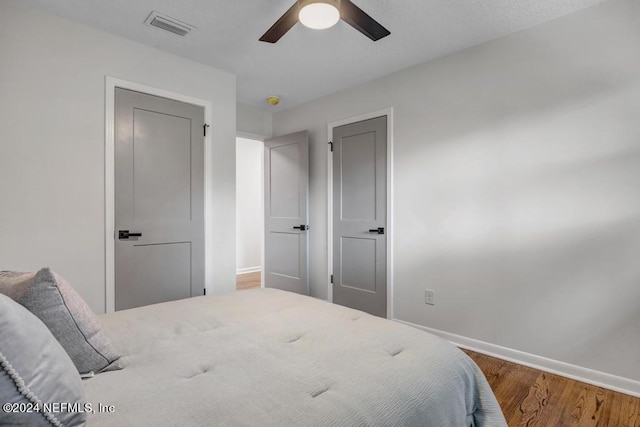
118;230;142;239
293;225;309;231
368;227;385;235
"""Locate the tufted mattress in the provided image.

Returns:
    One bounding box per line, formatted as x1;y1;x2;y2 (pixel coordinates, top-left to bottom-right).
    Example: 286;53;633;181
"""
84;288;506;426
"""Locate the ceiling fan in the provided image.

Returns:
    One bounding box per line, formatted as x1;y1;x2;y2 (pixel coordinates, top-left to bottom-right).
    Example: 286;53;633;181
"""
259;0;390;43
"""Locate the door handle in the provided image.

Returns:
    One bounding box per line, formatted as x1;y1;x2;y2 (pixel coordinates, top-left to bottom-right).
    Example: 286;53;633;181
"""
368;227;384;235
293;225;310;231
118;230;142;239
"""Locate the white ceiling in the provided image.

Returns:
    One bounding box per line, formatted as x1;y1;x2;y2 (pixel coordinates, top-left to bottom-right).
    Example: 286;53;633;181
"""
22;0;605;111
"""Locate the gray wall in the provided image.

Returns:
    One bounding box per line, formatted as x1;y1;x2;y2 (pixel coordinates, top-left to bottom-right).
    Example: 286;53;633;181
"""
0;2;237;313
273;0;640;382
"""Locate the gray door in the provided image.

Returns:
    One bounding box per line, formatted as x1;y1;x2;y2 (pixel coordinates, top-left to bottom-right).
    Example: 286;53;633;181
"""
332;116;387;317
114;88;205;311
264;131;309;294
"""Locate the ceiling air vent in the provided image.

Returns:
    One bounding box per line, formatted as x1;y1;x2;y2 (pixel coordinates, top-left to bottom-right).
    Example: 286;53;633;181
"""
144;11;196;37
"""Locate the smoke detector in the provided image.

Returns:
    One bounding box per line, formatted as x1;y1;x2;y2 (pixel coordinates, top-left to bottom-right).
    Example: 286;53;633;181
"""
266;96;281;106
144;11;196;37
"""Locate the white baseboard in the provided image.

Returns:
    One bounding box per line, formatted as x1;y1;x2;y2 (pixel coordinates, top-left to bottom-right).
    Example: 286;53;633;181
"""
236;266;262;275
393;318;640;398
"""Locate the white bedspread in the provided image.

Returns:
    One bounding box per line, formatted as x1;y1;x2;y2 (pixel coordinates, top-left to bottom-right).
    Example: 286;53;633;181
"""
84;289;506;426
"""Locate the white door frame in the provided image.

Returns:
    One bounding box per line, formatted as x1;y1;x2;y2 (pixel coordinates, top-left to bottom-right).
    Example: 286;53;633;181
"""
104;76;213;313
327;108;394;319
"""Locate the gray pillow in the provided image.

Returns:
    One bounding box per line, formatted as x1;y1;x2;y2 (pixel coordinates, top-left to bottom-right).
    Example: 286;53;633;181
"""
0;268;122;374
0;294;87;426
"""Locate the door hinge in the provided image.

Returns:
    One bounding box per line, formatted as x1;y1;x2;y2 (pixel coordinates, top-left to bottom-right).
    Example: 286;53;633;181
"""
328;141;333;152
330;274;334;284
203;123;210;137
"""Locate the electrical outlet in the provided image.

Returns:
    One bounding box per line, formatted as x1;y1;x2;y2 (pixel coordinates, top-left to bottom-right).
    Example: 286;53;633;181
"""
425;289;435;305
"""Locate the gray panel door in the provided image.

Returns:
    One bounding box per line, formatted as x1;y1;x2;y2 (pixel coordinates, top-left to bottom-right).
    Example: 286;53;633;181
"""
264;131;309;294
115;88;205;311
333;116;387;317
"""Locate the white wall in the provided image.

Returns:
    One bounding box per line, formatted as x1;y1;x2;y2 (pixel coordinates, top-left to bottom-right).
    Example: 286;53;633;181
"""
237;103;273;140
273;0;640;388
0;1;237;313
236;137;263;273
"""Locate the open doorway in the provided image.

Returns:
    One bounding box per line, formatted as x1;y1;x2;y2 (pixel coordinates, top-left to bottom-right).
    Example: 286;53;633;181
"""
236;136;263;290
235;131;310;294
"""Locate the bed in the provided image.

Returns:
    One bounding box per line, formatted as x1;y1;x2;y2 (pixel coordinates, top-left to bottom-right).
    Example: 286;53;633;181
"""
1;268;505;426
84;288;505;426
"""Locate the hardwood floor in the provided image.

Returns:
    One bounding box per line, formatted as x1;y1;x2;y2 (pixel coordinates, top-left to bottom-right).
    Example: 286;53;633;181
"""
463;349;640;426
236;271;261;291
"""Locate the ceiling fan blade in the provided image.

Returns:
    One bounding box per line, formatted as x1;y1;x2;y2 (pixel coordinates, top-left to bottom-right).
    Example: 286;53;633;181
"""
340;0;390;41
259;3;299;43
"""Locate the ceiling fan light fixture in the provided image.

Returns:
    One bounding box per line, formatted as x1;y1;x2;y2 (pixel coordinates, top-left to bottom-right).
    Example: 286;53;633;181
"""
298;0;340;30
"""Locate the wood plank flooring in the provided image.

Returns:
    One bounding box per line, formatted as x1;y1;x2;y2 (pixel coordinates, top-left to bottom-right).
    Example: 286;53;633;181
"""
463;349;640;426
233;274;639;425
236;271;261;291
